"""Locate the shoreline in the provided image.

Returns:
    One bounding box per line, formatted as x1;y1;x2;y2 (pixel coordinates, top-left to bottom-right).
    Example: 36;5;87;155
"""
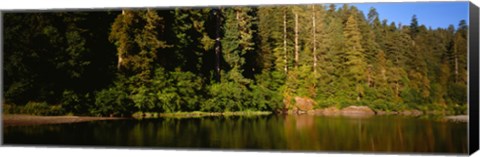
2;114;125;127
444;115;469;123
133;111;272;119
3;111;468;127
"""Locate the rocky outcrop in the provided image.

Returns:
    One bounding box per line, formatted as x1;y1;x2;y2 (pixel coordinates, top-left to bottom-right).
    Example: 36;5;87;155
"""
280;98;426;117
340;106;375;116
313;107;341;115
307;106;375;117
374;110;398;115
294;96;315;111
283;97;315;114
399;109;423;116
444;115;468;122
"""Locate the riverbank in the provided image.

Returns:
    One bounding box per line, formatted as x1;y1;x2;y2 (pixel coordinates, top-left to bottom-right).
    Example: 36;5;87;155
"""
2;114;124;127
282;106;424;116
3;110;467;127
281;104;468;122
132;111;272;119
444;115;468;122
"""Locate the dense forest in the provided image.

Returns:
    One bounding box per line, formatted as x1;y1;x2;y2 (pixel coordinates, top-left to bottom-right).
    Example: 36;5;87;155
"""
3;4;468;116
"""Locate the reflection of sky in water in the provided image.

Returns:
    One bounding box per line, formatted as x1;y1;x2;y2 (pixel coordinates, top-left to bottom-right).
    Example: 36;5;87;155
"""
4;115;467;153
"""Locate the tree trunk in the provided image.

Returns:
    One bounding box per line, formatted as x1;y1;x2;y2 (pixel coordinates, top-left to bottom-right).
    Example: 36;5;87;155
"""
283;9;288;74
312;5;317;73
395;81;399;97
117;10;126;71
214;8;222;81
294;12;299;68
367;65;372;87
454;52;458;83
382;68;387;83
117;55;123;71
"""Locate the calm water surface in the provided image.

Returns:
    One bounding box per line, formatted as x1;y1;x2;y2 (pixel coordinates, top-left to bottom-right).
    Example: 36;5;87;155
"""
3;115;467;154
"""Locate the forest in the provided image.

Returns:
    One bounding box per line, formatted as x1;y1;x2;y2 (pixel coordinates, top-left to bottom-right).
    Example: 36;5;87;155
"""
3;4;468;117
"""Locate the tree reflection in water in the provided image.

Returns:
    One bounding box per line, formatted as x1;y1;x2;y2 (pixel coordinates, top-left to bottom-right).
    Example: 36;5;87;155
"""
4;115;467;154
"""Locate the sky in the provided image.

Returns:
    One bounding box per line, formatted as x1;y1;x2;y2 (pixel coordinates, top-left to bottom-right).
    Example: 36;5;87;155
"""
343;2;469;29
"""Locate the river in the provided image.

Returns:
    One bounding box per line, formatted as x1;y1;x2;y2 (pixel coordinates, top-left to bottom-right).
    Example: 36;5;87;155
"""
3;114;467;154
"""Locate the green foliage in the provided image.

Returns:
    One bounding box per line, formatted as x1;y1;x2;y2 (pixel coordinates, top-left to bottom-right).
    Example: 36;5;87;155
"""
94;67;200;115
3;5;469;116
286;66;318;98
343;13;367;101
22;101;65;116
3;103;65;116
202;81;248;112
168;70;204;111
250;72;285;110
410;15;419;38
109;10;170;78
451;104;467;115
3;104;21;114
448;83;467;105
94;81;133;117
172;8;214;73
148;68;203;113
370;100;405;112
221;7;256;70
61;90;94;115
4;81;31;105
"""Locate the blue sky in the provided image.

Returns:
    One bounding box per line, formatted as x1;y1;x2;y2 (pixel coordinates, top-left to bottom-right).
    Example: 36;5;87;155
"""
340;2;469;29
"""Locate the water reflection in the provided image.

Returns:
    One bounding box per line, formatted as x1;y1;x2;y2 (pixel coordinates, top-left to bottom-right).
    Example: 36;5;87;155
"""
3;115;467;154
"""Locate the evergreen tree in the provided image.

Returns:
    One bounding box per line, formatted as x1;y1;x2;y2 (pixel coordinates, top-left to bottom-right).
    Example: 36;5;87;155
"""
109;10;170;79
343;14;367;101
3;5;469;115
410;15;419;38
172;8;214;75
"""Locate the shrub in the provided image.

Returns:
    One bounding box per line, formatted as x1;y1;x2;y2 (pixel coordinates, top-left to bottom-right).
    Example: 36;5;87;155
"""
136;68;204;113
202;82;247;112
2;104;19;114
22;101;65;116
165;70;203;111
452;104;467;115
249;72;284;111
369;100;401;111
316;99;335;109
250;84;270;110
61;90;94;115
448;83;467;105
110;68;204;114
94;85;133;117
4;81;31;105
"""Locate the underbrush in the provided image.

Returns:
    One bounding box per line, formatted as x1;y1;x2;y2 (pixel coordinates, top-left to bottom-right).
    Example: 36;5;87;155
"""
4;102;65;116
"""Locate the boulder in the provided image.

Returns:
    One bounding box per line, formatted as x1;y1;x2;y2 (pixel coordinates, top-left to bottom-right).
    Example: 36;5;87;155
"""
294;96;315;111
375;110;387;115
340;106;375;116
400;109;423;116
286;109;298;115
315;107;341;115
283;98;292;109
374;110;398;115
444;115;468;122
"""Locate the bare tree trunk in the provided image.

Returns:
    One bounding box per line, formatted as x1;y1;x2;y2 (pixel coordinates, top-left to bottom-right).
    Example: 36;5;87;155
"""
117;55;123;70
214;8;222;82
117;10;126;71
312;5;317;73
283;9;288;74
294;12;299;68
367;65;372;87
455;52;458;83
382;68;387;83
395;81;399;97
